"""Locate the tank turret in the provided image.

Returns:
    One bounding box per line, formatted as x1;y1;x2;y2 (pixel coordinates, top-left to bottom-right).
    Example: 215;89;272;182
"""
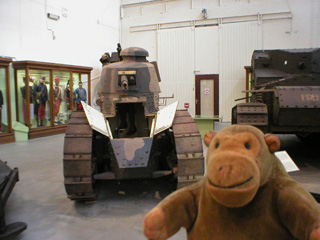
99;47;160;118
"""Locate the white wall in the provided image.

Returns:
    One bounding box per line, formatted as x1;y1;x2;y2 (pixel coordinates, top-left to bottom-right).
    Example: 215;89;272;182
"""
120;0;320;121
195;26;219;75
0;0;120;84
219;21;262;121
158;28;195;113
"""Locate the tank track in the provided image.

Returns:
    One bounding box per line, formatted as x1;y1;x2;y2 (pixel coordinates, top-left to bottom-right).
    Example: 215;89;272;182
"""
172;110;205;189
63;110;205;200
63;111;96;201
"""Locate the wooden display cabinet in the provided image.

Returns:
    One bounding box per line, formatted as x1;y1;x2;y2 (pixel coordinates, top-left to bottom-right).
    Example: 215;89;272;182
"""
12;61;92;139
0;57;14;144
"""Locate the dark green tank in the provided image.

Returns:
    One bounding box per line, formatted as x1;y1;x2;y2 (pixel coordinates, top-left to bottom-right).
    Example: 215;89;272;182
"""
232;48;320;141
63;47;204;201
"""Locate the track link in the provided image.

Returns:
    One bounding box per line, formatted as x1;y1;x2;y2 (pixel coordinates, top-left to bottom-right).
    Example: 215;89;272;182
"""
172;110;205;189
63;111;96;201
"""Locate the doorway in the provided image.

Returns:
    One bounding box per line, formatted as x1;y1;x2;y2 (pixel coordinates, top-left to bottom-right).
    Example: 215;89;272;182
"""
195;74;219;116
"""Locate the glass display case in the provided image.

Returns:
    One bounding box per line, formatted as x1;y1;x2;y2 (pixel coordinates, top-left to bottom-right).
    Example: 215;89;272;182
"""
12;61;92;139
0;57;14;144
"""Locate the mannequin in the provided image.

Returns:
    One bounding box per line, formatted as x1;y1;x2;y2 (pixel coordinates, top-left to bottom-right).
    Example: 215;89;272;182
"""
54;77;62;123
20;77;33;123
34;76;48;126
74;81;86;110
65;80;71;110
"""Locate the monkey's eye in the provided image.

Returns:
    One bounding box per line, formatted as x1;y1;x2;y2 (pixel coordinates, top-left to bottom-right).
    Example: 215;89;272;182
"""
244;142;251;150
215;142;220;148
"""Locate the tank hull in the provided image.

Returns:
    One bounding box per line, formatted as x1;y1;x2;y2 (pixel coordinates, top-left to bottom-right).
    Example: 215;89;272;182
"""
232;48;320;135
63;110;204;201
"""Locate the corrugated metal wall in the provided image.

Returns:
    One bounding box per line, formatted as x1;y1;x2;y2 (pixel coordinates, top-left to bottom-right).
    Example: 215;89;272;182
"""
218;22;262;121
157;28;195;114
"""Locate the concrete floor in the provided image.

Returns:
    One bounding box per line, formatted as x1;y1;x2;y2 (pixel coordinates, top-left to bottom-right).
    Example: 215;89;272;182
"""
0;132;319;240
278;134;320;196
0;134;187;240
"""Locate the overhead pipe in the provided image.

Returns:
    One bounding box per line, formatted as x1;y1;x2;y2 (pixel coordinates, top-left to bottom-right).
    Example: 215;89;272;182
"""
130;11;292;33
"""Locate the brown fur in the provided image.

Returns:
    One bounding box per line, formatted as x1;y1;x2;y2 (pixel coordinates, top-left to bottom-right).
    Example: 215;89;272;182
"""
143;125;320;240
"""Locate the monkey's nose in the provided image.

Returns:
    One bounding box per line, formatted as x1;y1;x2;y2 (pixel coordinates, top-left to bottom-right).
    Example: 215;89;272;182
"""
219;165;233;179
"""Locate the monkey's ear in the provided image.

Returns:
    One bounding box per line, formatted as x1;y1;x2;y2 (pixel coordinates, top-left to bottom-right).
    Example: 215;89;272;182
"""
204;130;218;147
264;134;280;153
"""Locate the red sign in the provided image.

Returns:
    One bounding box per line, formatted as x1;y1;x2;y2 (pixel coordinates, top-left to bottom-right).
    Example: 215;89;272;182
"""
184;103;189;108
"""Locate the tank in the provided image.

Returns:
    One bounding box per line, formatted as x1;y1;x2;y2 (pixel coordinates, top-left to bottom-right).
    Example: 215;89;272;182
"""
63;47;204;201
0;160;27;239
232;48;320;140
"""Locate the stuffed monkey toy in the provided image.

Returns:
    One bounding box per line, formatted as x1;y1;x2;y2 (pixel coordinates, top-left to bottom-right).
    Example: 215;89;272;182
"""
143;125;320;240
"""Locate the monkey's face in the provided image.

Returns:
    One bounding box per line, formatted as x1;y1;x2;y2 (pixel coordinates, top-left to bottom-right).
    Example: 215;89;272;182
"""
206;132;261;208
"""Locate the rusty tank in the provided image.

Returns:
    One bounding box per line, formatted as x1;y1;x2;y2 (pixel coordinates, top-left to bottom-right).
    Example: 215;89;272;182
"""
232;48;320;140
63;47;204;201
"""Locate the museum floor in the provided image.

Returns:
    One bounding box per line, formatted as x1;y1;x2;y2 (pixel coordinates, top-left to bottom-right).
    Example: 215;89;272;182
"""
0;133;187;240
0;131;319;240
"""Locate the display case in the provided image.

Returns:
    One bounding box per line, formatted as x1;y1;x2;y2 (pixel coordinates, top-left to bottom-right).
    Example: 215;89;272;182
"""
12;61;92;139
0;58;14;144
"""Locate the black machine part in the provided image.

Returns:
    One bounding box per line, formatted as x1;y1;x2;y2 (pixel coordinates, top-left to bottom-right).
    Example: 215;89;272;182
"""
0;160;27;239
